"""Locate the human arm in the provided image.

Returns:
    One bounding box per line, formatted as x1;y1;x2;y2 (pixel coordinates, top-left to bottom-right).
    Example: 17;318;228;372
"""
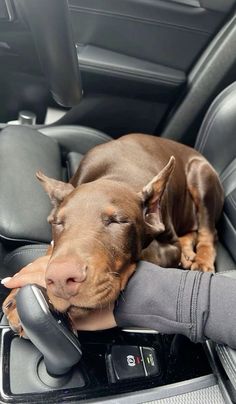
3;260;236;349
69;262;236;350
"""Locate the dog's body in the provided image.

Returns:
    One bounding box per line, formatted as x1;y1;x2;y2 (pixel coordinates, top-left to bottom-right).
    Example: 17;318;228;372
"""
3;134;224;328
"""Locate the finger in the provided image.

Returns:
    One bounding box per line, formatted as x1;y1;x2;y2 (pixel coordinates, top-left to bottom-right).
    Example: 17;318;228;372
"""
17;256;50;275
16;264;46;276
1;259;48;286
2;288;19;312
1;272;46;289
3;256;50;285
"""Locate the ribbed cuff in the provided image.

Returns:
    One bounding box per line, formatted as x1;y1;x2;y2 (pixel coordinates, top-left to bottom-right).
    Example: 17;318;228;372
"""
114;262;212;341
204;273;236;348
176;270;212;343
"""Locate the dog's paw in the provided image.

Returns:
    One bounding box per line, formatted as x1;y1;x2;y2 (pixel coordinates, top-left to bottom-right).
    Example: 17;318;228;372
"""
181;250;196;269
2;289;26;337
190;260;215;273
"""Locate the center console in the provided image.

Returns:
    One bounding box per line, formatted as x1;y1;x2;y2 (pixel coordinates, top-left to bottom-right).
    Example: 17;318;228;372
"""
1;328;213;403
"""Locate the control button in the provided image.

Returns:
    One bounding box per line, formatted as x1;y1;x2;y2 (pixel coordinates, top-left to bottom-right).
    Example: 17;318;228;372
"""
110;345;145;380
141;347;159;376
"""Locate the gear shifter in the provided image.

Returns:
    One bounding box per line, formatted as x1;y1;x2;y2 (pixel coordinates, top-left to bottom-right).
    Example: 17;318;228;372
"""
16;284;82;385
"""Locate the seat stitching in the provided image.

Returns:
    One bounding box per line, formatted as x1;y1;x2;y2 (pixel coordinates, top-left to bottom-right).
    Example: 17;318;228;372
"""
196;83;236;151
197;99;223;151
198;97;233;153
221;160;236;182
228;194;236;210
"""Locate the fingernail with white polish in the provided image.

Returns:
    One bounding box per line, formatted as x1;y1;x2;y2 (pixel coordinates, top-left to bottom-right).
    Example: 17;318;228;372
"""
1;277;12;285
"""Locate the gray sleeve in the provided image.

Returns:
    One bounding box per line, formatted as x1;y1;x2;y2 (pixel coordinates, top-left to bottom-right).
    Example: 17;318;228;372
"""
114;262;236;348
204;273;236;348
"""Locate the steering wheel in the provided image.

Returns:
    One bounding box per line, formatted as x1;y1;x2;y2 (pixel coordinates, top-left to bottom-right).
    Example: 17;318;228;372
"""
16;0;83;107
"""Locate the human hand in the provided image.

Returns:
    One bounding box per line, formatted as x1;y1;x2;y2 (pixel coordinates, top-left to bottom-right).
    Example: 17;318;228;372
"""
2;255;50;335
1;255;50;289
2;255;117;332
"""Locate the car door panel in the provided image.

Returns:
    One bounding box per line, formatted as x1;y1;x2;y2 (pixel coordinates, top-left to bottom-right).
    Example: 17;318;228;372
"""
66;0;235;136
69;0;227;71
200;0;235;12
0;0;236;137
170;0;235;12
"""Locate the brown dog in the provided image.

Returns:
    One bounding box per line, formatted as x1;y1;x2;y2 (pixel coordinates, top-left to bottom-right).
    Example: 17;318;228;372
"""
3;134;224;329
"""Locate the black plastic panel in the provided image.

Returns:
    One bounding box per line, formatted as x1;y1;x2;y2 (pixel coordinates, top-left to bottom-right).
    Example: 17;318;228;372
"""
169;0;236;11
78;45;185;89
64;0;236;134
69;0;226;71
0;327;211;403
200;0;236;12
161;14;236;145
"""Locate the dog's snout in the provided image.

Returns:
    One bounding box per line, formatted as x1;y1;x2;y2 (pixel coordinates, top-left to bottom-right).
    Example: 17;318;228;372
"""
46;258;87;298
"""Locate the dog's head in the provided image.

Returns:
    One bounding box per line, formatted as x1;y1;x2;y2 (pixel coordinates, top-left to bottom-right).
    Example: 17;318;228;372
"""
37;156;175;318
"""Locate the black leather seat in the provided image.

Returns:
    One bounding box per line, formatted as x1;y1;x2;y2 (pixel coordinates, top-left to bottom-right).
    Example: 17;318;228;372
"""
195;82;236;272
0;83;235;276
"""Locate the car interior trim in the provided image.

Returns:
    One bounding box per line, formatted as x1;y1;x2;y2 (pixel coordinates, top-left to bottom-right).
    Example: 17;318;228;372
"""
89;374;221;403
162;13;236;145
77;45;186;87
69;1;218;35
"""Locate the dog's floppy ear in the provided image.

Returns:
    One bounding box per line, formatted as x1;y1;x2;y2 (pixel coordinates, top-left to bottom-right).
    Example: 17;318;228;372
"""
139;156;175;234
36;171;74;208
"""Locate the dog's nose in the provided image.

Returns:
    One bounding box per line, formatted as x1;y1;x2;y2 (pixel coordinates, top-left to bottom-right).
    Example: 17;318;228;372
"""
46;258;87;298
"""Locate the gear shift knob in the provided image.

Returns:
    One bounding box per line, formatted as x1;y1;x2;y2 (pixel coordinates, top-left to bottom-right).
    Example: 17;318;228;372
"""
16;284;82;377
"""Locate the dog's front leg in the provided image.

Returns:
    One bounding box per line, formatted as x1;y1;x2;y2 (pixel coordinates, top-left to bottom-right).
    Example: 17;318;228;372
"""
141;238;181;268
179;231;197;269
186;158;224;272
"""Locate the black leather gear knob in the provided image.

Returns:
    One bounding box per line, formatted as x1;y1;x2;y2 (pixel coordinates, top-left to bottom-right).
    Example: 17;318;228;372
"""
16;284;82;376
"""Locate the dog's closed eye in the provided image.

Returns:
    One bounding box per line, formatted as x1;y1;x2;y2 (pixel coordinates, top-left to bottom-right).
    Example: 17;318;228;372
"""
102;214;130;226
48;215;64;226
52;220;64;226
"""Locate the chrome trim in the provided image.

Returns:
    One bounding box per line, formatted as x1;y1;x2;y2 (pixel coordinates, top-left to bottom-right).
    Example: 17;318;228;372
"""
122;328;159;334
